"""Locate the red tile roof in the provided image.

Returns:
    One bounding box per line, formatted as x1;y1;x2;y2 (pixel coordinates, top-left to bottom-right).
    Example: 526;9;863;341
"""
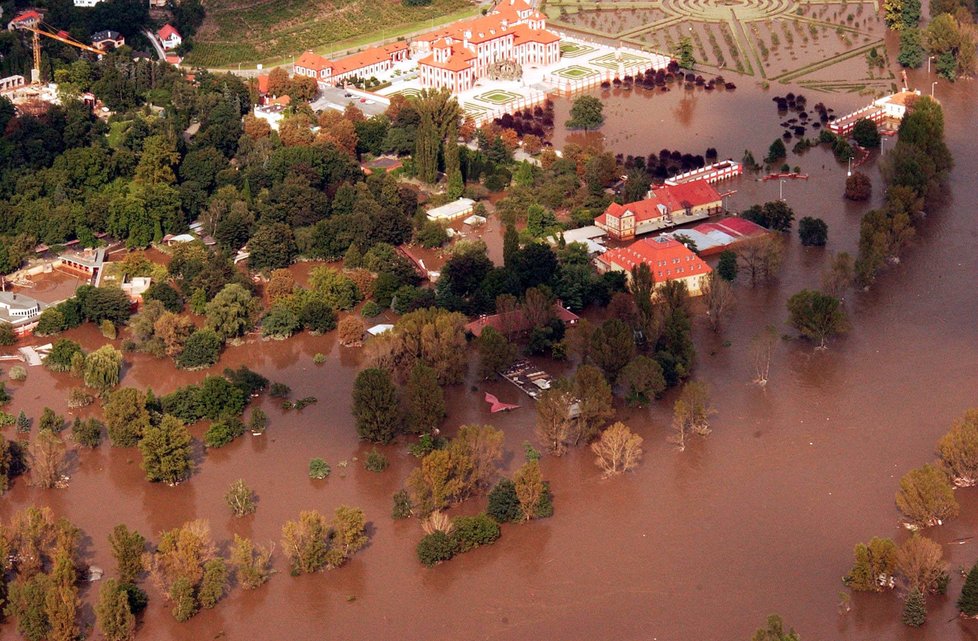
11;10;42;23
707;217;768;238
649;179;722;213
295;50;331;73
599;237;712;284
465;302;580;337
256;73;270;94
420;41;477;72
158;24;181;40
331;42;406;75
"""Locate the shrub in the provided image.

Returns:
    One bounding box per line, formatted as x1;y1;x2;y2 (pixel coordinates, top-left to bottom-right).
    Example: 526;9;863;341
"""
798;216;828;246
308;458;330;479
0;323;16;346
176;329;223;370
225;479;256;517
364;448;388;472
361;300;382;317
451;514;501;552
203;416;246;448
72;417;103;448
392;489;412;519
67;388;94;408
269;382;290;398
313;353;326;364
417;531;458;567
487;479;521;523
8;365;27;381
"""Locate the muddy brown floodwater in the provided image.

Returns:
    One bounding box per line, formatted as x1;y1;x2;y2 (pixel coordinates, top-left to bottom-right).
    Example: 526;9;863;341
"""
2;71;978;641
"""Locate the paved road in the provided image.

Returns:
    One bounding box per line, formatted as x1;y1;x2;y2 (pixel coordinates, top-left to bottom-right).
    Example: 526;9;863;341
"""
143;29;167;62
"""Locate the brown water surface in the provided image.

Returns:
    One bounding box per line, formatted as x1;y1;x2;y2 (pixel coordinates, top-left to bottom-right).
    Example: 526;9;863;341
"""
2;72;977;641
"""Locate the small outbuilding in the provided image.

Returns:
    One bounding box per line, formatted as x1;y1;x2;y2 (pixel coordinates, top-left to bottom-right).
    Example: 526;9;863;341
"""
426;198;475;222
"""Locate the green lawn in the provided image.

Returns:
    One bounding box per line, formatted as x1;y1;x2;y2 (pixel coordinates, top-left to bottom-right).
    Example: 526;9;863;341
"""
475;90;523;104
553;65;599;78
184;0;477;68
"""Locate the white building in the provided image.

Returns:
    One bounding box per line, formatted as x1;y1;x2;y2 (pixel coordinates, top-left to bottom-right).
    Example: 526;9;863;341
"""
0;292;42;336
426;198;475;221
74;0;104;7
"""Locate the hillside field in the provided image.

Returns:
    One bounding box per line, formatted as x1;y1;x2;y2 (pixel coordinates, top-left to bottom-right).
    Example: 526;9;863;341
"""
186;0;478;67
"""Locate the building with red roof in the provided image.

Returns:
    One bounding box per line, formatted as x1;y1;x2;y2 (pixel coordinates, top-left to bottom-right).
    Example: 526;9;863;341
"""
595;237;712;297
157;24;182;50
415;0;561;93
465;300;580;338
293;42;409;86
594;179;724;241
8;10;43;31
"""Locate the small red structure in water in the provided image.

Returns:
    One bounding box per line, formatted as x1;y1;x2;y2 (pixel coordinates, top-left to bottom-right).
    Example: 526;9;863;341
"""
484;392;519;413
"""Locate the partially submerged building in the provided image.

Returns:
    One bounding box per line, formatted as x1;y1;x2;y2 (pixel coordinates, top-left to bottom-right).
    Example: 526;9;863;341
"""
465;301;579;338
594;179;724;241
426;198;475;222
595;237;712;297
0;291;42;336
660;217;769;256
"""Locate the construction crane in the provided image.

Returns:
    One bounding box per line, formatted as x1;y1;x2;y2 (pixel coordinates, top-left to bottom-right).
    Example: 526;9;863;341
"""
13;22;105;84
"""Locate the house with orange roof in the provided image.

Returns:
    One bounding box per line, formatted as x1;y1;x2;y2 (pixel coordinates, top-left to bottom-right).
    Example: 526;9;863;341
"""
595;237;713;297
8;10;43;31
415;0;561;93
157;24;182;50
293;42;409;86
594;179;724;240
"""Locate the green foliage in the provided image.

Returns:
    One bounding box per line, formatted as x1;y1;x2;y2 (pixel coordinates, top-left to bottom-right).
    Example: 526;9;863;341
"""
44;339;84;373
225;479;257;516
308;458;331;479
741;201;795;232
798;217;828;246
844;537;897;591
898;27;926;67
959;561;978;615
83;345;123;392
392;489;413;519
205;283;257;340
416;531;459;567
39;407;64;433
451;514;501;552
364;448;389;472
903;587;927;627
0;322;16;346
786;289;848;347
674;35;696;68
176;329;223;369
203;415;246;448
751;614;801;641
765;138;787;164
352;368;403;443
104;388;150;447
717;249;739;281
852;119;881;148
261;304;301;338
95;579;135;641
139;414;193;484
109;524;146;585
486;478;521;523
895;463;959;527
198;559;228;609
170;577;198;622
619;355;667;406
404;362;445;435
567;95;605;131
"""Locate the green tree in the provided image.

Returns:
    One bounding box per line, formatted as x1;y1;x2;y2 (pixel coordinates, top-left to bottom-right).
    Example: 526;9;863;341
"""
225;479;256;517
844;537;897;591
903;587;927;626
248;223;297;272
717;249;738;281
765;138;787;164
898;27;926;67
83;345;123;393
413;88;461;184
589;318;636;382
571;365;614;444
108;525;145;584
280;510;330;575
674;35;696;68
786;290;848;348
618;355;666;406
352;368;402;443
175;329;223;369
134;135;179;185
95;579;135;641
404;362;445;435
751;615;801;641
852;119;881;148
798;217;828;246
138;414;193;484
169;577;198;622
205;284;257;340
230;535;273;589
104;388;150;447
477;326;517;380
7;574;52;641
44;339;84;373
959;561;978;616
486;478;521;523
567;96;604;131
895;464;959;527
45;548;79;641
197;559;227;609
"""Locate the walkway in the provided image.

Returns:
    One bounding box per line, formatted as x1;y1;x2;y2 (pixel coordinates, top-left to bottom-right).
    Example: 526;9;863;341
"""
144;29;167;62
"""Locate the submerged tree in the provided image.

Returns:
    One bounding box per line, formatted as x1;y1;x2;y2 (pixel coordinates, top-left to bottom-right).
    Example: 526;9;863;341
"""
352;368;402;443
750;325;778;387
702;272;735;333
786;289;849;348
958;560;978;616
844;537;897;591
95;579;136;641
895;534;947;594
671;381;715;451
895;464;959;528
230;535;274;589
591;422;643;478
138;414;193;484
903;586;926;627
751;614;801;641
535;387;576;456
937;409;978;486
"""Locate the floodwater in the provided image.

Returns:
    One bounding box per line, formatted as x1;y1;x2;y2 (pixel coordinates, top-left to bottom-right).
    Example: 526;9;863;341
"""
2;72;978;641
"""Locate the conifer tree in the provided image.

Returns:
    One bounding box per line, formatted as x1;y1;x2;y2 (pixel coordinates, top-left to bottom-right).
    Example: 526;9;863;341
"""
903;587;926;627
96;579;136;641
958;562;978;616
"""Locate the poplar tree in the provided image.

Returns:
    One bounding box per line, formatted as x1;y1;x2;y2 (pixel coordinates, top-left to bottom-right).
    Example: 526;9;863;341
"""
96;579;136;641
404;362;445;434
958;562;978;616
138;414;193;484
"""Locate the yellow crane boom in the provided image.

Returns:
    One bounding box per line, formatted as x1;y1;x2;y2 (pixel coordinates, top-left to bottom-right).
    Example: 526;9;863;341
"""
15;23;105;84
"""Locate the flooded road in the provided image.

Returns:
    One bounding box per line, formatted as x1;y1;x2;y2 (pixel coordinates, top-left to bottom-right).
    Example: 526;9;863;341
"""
2;72;977;641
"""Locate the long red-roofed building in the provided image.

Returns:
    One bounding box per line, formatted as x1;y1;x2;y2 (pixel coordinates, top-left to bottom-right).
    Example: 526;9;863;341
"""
594;179;724;240
595;237;712;297
294;42;409;86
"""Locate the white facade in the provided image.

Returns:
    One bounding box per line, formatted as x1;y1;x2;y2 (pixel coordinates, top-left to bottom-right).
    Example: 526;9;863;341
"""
74;0;104;7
